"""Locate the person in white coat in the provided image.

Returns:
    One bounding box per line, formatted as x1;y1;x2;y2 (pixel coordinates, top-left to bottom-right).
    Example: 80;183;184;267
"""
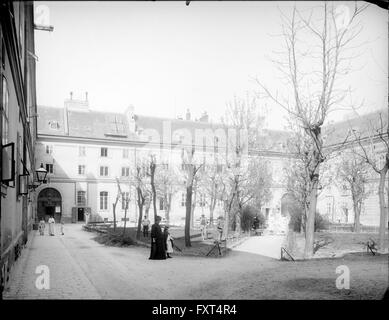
48;216;55;236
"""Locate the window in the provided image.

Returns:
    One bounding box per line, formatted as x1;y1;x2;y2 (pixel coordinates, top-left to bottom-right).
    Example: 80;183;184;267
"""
123;148;129;158
46;145;53;154
121;167;130;177
181;193;186;207
100;191;108;210
46;164;53;174
99;166;109;176
326;203;332;215
122;192;130;210
77;191;86;206
78;165;85;175
100;147;108;157
159;197;164;210
1;76;9;145
79;146;86;156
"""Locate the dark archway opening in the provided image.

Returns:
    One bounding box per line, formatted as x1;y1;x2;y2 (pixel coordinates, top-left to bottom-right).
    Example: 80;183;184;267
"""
37;188;62;223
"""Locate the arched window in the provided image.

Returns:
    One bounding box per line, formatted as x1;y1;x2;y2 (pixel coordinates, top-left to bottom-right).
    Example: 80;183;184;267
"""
100;191;108;210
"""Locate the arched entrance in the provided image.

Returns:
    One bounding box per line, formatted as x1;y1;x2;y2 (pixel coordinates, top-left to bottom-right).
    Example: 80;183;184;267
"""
37;188;62;222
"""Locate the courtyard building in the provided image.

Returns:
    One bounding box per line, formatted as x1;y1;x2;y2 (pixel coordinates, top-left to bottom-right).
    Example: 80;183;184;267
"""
36;95;292;227
1;1;38;294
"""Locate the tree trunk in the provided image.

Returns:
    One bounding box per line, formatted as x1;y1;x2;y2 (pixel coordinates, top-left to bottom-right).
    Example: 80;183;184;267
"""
353;200;361;233
151;175;157;222
112;203;117;232
378;168;388;252
185;185;193;247
209;201;215;226
191;189;197;228
304;177;319;259
136;188;143;240
165;193;172;224
122;203;128;237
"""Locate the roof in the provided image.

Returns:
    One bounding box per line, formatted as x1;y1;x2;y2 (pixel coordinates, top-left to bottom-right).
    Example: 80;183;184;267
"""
323;108;388;146
38;106;139;141
37;105;293;151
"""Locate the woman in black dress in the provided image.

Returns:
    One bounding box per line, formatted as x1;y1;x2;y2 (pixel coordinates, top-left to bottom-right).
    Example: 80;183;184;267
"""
149;216;166;260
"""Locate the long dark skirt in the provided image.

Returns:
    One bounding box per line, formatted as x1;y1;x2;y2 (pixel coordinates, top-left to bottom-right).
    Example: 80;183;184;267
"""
149;238;166;260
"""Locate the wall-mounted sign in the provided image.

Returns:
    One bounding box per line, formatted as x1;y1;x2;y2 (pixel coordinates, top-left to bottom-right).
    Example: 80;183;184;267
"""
55;206;61;213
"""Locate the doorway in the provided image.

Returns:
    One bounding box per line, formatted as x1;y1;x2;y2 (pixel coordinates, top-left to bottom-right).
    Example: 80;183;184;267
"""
38;188;62;222
78;208;85;222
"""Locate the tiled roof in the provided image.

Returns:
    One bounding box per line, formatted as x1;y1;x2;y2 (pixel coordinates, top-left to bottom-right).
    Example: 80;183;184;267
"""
37;106;139;141
37;105;293;151
37;106;66;136
323;108;388;146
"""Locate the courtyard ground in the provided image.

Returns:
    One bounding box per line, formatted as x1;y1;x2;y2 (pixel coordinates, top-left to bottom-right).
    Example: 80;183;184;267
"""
3;223;387;300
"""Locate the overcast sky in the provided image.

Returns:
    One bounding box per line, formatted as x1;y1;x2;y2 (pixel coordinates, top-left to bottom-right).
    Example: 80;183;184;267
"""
34;1;387;130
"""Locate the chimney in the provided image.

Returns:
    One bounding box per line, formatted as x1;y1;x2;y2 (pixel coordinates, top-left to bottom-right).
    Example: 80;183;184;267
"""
199;111;209;122
185;109;191;121
63;104;69;136
125;105;136;132
64;92;89;112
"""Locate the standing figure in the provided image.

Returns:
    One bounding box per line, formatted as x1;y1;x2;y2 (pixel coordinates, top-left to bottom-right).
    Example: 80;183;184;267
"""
48;216;55;236
149;216;166;260
164;226;174;258
216;216;224;241
200;214;208;240
253;216;260;230
60;221;65;235
142;215;151;237
38;219;46;236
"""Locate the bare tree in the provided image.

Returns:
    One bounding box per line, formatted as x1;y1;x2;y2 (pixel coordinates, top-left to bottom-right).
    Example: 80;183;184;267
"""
181;147;203;247
256;2;367;258
351;110;388;251
132;164;149;240
121;191;131;237
148;154;158;223
155;163;180;224
335;150;371;232
112;177;123;232
221;93;265;234
198;162;224;225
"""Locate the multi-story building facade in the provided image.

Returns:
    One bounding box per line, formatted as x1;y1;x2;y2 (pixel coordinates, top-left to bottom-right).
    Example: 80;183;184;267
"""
36;95;293;228
317;109;388;228
36;93;388;233
1;1;37;294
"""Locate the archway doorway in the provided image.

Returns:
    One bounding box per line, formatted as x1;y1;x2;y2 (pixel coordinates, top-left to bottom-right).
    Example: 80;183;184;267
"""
37;188;62;223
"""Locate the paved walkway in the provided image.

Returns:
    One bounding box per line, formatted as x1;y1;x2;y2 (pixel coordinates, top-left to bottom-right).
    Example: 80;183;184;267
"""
232;235;286;259
3;224;387;299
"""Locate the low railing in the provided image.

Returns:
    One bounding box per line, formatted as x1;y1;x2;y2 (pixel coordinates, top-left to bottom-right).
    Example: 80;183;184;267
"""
281;247;295;261
328;224;384;233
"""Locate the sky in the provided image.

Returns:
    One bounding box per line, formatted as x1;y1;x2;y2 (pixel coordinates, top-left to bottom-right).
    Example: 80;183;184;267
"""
34;1;388;130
